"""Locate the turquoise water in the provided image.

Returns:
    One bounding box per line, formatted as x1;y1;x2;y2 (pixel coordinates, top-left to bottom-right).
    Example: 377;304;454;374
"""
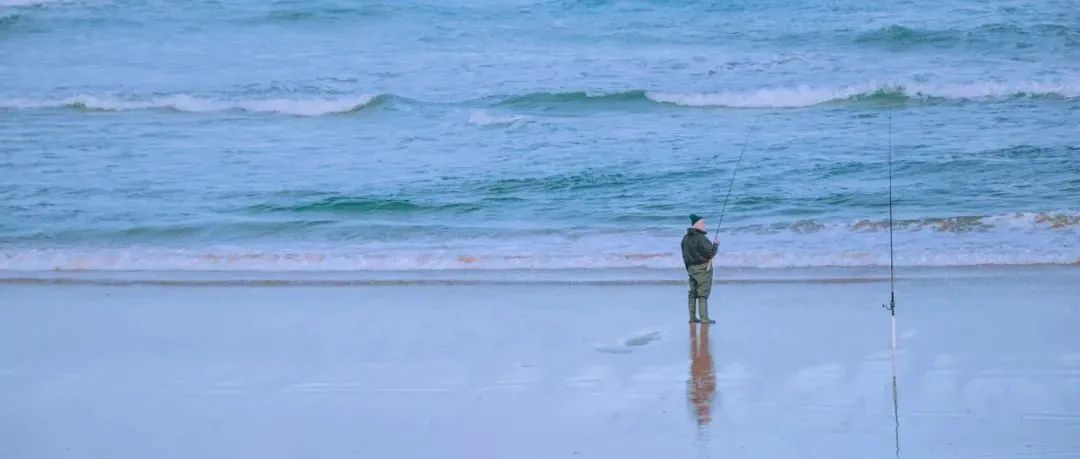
1;0;1078;271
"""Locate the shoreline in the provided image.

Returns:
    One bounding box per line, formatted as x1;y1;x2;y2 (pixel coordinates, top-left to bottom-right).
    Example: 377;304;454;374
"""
1;264;1076;287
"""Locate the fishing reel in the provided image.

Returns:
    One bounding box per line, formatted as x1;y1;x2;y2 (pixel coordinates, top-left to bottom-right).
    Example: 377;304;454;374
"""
882;295;896;315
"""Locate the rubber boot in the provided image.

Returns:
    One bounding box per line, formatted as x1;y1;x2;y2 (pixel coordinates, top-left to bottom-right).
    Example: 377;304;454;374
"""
699;297;716;324
688;297;700;323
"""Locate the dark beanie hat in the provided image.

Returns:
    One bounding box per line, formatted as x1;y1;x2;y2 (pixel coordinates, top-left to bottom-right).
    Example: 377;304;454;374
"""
689;214;703;225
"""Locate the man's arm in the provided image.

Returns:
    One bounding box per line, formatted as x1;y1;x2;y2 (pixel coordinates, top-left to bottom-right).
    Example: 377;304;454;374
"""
699;235;718;260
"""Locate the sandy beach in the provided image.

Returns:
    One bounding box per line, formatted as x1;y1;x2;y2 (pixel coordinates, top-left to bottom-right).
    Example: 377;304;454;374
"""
2;266;1078;458
4;0;1078;457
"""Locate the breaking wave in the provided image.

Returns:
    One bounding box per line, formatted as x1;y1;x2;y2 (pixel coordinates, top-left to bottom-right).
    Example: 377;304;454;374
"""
646;80;1080;108
0;246;1075;272
0;211;1075;271
729;211;1080;235
0;94;387;116
2;79;1077;116
488;80;1079;110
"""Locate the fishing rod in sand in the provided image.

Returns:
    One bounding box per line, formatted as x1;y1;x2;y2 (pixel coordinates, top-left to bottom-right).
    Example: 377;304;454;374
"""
883;109;901;459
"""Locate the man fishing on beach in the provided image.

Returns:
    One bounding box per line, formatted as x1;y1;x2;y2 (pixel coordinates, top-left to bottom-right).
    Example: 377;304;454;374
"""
682;214;719;324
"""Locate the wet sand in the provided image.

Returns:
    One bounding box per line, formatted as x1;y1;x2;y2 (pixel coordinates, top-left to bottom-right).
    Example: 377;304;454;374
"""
2;267;1079;458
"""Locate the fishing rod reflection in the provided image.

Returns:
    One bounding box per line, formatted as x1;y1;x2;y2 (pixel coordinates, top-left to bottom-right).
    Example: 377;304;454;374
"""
687;323;717;428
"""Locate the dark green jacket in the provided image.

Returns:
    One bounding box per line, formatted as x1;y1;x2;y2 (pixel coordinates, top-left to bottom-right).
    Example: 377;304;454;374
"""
681;228;718;267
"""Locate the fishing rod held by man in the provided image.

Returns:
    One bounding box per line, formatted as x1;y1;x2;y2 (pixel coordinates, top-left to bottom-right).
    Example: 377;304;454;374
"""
682;214;719;324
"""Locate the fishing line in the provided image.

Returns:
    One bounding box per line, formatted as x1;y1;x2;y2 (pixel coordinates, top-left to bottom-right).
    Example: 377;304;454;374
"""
713;115;760;235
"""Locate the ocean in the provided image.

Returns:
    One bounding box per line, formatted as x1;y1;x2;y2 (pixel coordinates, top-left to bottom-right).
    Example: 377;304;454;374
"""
1;0;1078;273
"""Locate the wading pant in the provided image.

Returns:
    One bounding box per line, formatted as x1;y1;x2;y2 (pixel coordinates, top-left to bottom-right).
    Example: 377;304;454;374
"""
687;263;713;300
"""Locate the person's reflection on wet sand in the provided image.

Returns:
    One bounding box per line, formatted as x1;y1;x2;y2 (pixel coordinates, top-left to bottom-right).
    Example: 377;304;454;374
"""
688;322;717;427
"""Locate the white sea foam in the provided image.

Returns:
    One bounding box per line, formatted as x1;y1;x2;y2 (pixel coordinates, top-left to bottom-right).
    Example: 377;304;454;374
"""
467;110;526;126
1;78;1076;115
0;94;379;116
646;79;1080;108
0;243;1074;272
0;212;1074;272
648;83;881;108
